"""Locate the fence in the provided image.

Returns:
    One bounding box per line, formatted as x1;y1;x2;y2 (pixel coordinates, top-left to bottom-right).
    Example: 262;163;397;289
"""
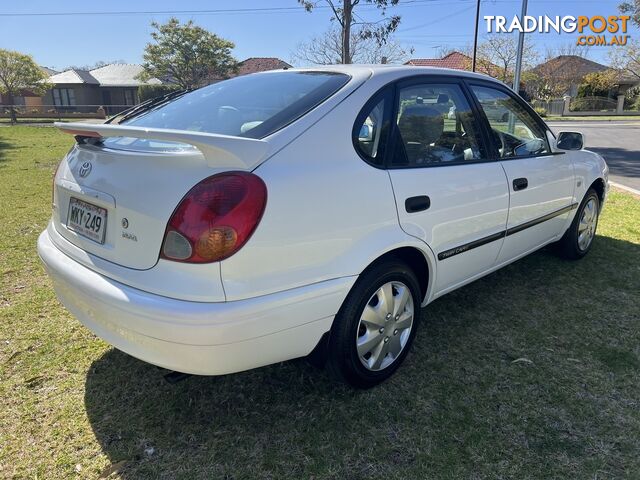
568;96;618;113
0;104;134;120
531;99;565;116
531;94;640;117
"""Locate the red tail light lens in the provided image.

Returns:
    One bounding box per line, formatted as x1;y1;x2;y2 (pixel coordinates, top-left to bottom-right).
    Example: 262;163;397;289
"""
161;172;267;263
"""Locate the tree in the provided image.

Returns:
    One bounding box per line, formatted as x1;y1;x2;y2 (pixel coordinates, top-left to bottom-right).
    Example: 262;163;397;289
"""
63;60;126;71
139;18;238;89
292;27;412;65
0;49;51;124
476;34;539;83
520;70;544;100
526;44;591;99
610;39;640;81
137;84;180;103
577;70;618;98
619;0;640;27
531;66;573;99
544;43;590;61
298;0;401;64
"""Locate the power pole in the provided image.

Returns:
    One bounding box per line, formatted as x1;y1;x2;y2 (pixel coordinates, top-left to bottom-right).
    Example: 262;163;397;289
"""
512;0;528;93
471;0;481;72
342;0;353;64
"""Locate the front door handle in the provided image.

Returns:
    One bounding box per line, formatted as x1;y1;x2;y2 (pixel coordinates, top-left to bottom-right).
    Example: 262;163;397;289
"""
513;177;528;191
405;195;431;213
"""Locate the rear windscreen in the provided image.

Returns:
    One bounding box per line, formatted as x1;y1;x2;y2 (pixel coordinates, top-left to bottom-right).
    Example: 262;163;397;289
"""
121;71;350;140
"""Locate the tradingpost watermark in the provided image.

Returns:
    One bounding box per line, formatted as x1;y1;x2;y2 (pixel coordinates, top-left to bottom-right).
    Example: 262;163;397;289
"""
484;15;631;46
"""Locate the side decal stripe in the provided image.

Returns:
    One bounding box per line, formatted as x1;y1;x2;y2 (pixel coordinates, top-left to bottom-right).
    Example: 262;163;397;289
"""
505;203;578;236
437;203;579;261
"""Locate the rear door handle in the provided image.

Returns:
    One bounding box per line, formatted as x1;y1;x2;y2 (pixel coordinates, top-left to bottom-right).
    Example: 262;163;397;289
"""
405;195;431;213
513;178;528;191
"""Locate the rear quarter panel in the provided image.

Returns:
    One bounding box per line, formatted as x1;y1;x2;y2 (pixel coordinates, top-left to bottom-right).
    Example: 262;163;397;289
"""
220;83;435;301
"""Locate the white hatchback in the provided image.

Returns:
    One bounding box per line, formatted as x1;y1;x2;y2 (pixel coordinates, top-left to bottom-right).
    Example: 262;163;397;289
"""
38;65;608;387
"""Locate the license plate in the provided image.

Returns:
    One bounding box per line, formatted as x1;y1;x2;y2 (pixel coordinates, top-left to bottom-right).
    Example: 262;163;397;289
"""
67;197;107;244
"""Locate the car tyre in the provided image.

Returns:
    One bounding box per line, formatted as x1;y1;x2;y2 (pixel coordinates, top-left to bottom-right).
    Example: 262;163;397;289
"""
326;259;422;388
557;188;600;260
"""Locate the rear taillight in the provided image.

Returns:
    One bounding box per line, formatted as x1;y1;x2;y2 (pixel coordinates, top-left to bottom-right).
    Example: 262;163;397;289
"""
161;172;267;263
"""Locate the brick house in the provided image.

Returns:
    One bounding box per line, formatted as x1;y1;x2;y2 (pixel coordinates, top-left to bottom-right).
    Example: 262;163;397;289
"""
405;52;501;78
236;57;292;75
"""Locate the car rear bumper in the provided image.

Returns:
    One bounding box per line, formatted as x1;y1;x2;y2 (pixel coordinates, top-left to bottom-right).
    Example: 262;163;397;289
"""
38;229;354;375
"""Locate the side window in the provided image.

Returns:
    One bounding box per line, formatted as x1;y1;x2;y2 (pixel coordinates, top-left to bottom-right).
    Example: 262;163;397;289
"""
392;83;485;167
354;94;389;166
470;85;549;158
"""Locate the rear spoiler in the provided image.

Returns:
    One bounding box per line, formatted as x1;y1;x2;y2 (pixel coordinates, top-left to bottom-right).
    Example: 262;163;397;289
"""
55;122;270;170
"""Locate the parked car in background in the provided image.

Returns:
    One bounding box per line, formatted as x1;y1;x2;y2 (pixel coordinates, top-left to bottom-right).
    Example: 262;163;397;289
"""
38;66;608;388
447;101;510;122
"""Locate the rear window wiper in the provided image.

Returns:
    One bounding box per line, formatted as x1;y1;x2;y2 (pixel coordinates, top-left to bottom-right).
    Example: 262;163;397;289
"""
106;89;192;125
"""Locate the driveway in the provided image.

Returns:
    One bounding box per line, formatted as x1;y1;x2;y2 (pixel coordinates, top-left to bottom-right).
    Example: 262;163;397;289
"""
548;121;640;192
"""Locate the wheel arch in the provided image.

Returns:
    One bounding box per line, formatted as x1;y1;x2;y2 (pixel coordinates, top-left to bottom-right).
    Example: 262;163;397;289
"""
589;177;606;205
307;244;434;369
359;245;433;305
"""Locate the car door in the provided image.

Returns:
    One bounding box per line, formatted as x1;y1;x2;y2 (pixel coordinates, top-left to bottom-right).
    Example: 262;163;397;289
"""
377;77;510;295
468;83;576;265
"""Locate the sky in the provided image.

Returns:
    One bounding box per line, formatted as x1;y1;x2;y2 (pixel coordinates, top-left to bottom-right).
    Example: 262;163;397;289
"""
0;0;637;71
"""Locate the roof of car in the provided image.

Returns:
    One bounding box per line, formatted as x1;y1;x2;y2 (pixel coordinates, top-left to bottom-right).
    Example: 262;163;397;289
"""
263;64;504;84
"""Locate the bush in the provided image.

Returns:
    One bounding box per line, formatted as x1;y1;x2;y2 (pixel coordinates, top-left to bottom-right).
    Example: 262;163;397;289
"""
577;70;617;98
623;86;640;111
137;84;180;103
534;107;547;117
570;97;617;112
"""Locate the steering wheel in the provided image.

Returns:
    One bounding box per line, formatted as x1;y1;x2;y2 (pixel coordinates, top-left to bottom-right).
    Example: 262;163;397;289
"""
493;129;508;157
451;131;468;157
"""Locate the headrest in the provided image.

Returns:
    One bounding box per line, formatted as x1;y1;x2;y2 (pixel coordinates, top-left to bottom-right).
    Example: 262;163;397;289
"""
398;105;444;145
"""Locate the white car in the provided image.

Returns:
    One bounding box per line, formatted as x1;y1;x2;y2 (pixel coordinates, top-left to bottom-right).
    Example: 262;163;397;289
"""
38;65;608;388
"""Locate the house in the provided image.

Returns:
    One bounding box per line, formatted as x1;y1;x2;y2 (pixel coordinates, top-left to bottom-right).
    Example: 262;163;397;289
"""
42;64;161;114
405;52;501;78
40;66;58;76
236;57;292;76
41;58;292;114
207;57;292;83
529;55;640;96
530;55;612;97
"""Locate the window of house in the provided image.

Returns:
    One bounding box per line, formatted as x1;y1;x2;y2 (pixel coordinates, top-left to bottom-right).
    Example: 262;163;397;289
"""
52;88;76;107
470;85;549;159
124;89;136;106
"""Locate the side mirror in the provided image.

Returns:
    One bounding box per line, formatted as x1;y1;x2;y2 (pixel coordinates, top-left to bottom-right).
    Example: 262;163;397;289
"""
557;131;584;151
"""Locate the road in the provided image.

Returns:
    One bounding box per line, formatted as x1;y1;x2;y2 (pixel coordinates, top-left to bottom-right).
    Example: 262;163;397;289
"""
548;121;640;192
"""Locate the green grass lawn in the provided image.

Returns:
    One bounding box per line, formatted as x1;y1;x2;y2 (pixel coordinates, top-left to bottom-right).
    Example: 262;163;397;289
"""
1;126;639;479
0;118;100;124
546;115;640;122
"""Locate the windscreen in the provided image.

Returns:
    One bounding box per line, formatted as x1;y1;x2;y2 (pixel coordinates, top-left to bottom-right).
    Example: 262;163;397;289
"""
120;71;350;140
